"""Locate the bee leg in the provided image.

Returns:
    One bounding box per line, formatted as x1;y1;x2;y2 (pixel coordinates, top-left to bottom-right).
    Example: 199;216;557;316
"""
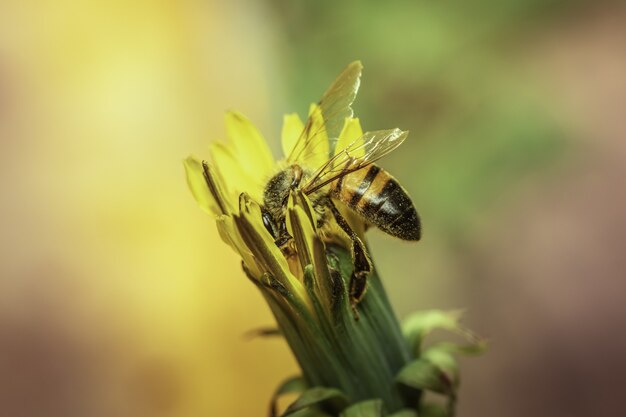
328;200;372;317
274;219;292;247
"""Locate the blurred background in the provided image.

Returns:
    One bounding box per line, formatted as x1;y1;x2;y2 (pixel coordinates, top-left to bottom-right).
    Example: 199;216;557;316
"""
1;1;625;416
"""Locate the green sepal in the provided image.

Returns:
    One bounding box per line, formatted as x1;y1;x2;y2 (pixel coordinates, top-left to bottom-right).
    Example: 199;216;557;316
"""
282;387;349;417
402;310;464;354
270;375;309;417
339;399;384;417
287;192;336;316
420;348;459;388
245;327;282;339
387;409;418;417
428;340;488;356
302;265;326;321
396;358;453;396
419;341;487;389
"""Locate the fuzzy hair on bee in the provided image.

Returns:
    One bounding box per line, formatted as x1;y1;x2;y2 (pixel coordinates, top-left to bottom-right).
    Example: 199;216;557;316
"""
262;165;331;243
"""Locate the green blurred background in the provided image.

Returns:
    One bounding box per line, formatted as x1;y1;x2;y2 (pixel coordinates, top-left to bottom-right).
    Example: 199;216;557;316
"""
1;1;625;416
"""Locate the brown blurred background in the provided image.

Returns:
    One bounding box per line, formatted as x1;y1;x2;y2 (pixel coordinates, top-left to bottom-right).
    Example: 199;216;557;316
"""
1;1;625;416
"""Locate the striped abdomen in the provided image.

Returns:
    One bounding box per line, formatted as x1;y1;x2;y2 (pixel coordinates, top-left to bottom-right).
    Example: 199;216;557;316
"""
331;165;421;241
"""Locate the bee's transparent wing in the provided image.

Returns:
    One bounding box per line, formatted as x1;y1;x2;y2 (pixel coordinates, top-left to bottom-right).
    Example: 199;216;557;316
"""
287;61;362;164
303;128;409;194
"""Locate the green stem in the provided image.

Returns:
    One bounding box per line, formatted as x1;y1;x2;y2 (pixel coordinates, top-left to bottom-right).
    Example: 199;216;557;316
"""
324;244;412;412
264;243;414;414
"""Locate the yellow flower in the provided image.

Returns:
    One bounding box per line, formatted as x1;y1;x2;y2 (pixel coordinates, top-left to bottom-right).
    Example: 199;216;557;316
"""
184;102;370;317
183;64;483;417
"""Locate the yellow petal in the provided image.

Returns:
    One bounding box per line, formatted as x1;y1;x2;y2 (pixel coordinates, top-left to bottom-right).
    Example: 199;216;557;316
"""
235;194;310;307
225;111;275;179
216;215;263;278
236;194;286;270
293;191;318;234
209;141;264;206
183;156;225;216
285;193;313;269
302;103;330;169
335;117;365;158
286;192;335;313
281;113;304;159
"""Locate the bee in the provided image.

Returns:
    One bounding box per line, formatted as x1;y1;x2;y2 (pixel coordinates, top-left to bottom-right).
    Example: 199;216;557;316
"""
261;61;421;308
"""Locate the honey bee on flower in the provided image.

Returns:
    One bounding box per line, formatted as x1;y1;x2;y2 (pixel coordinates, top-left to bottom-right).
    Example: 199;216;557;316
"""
185;62;481;416
262;62;421;307
185;61;420;310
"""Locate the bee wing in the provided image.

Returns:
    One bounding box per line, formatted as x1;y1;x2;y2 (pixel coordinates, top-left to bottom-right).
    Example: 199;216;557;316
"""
303;128;409;194
287;61;362;164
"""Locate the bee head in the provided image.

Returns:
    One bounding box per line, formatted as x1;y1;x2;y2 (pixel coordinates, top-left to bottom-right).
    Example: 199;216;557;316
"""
261;165;303;246
262;165;303;216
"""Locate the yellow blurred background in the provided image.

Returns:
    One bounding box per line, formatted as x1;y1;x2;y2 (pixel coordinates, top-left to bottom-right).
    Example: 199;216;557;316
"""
1;1;625;416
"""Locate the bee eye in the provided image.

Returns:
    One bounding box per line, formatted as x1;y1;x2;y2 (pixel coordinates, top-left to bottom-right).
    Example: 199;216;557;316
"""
261;210;276;238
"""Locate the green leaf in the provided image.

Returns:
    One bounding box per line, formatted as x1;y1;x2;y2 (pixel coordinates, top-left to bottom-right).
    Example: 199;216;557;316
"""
396;358;452;395
270;376;308;417
282;387;349;417
339;399;384;417
387;409;418;417
402;310;464;353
